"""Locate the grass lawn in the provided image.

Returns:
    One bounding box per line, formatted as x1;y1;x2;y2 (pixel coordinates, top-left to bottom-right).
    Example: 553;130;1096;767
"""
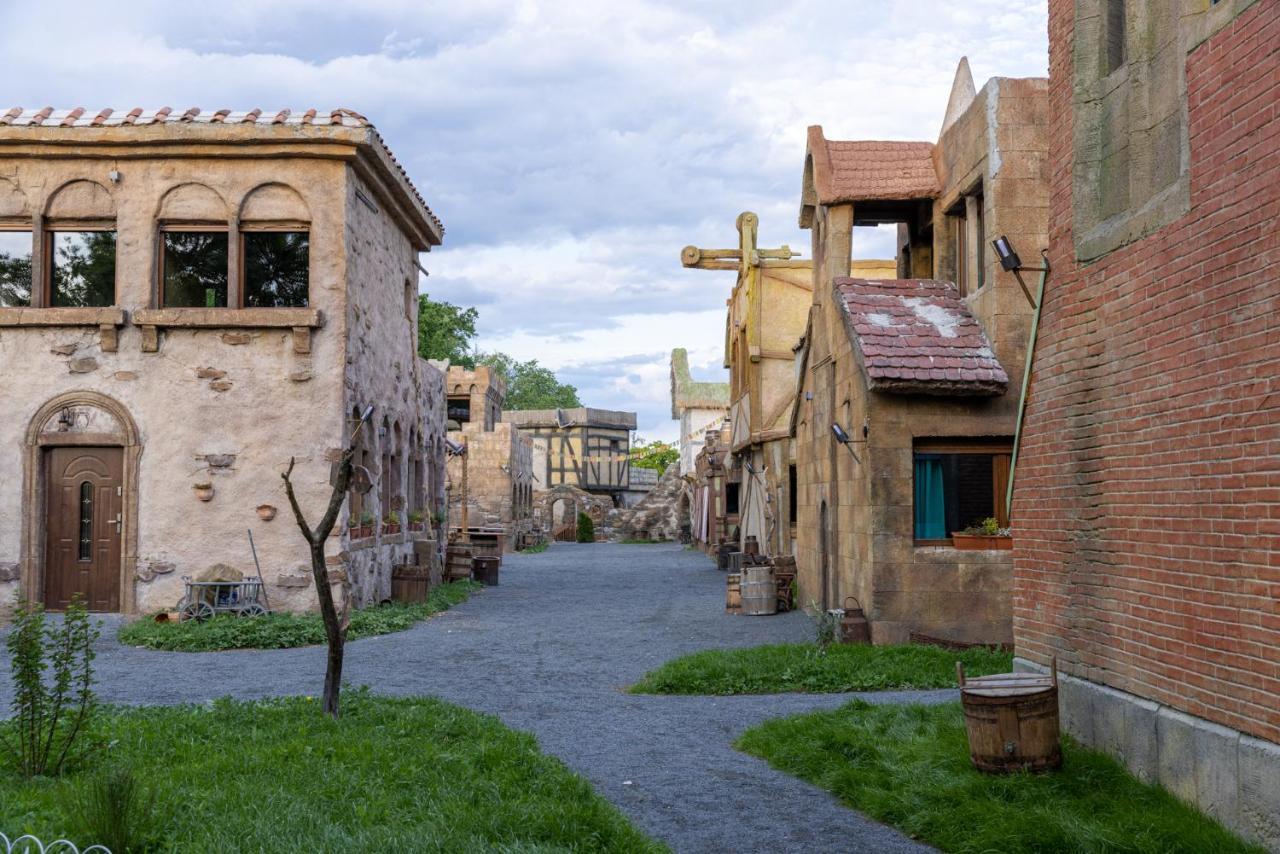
737;700;1261;854
118;581;481;652
0;691;664;853
629;643;1012;694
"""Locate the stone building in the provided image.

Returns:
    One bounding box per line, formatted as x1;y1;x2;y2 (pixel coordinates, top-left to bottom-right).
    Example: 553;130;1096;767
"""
791;61;1048;643
1012;2;1278;846
683;214;894;560
690;421;734;555
446;363;504;430
503;407;636;503
669;347;728;477
445;366;534;551
0;107;447;615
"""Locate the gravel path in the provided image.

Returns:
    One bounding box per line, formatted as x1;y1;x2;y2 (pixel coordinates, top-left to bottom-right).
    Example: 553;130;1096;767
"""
1;542;950;853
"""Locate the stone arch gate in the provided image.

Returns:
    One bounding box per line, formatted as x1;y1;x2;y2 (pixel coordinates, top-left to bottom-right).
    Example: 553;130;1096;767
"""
533;485;614;541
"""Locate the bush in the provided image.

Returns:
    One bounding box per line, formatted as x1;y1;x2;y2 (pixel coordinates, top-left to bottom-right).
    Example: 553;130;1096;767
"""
576;512;595;543
2;598;99;777
65;765;161;853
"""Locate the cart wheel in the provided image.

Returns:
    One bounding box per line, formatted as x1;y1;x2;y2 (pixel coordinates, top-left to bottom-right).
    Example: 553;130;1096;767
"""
237;604;268;618
180;601;215;623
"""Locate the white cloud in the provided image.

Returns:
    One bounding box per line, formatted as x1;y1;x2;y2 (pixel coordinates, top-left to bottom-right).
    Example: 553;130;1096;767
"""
0;0;1047;440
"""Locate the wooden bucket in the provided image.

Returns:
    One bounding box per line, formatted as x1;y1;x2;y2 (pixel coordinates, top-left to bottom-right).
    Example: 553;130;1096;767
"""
740;566;776;616
725;572;741;612
445;543;475;582
472;556;500;587
958;658;1062;773
390;566;430;603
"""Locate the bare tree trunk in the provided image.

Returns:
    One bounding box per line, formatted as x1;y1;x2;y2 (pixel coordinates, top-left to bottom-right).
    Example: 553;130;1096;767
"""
282;447;355;719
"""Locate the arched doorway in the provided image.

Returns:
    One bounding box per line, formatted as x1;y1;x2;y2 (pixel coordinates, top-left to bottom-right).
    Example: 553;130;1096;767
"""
22;391;141;612
551;497;577;541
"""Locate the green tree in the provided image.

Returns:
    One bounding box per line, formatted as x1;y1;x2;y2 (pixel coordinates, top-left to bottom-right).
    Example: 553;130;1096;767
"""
477;351;582;410
630;438;679;473
417;294;479;367
576;511;595;543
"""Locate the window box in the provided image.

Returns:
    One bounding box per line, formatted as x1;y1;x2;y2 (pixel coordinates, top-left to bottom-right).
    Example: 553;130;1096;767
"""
132;307;323;354
950;532;1012;551
382;522;402;536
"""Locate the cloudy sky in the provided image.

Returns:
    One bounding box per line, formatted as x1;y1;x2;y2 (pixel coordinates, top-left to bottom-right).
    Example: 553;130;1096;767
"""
0;0;1047;440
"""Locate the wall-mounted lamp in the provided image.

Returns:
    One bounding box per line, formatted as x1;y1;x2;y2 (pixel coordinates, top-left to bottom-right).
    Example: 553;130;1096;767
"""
831;422;861;464
108;169;121;184
990;235;1050;309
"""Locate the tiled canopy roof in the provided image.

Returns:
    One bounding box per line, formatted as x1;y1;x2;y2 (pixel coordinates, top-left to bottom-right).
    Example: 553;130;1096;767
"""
835;278;1008;396
0;107;441;237
804;126;938;208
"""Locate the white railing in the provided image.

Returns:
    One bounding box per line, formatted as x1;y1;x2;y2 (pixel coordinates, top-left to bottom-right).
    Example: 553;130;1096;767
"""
1;833;110;854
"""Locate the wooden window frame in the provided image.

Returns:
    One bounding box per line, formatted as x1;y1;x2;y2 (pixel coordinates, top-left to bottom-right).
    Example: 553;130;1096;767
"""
912;438;1012;547
0;223;35;308
157;223;232;309
238;222;311;309
44;221;118;308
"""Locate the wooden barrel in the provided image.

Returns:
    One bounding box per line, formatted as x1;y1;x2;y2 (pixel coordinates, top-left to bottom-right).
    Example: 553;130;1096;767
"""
445;543;475;582
740;565;776;616
472;556;500;587
958;659;1062;773
725;572;741;612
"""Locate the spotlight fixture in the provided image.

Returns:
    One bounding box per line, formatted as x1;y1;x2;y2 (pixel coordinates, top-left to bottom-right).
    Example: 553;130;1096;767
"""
831;422;861;465
989;235;1049;308
991;235;1022;272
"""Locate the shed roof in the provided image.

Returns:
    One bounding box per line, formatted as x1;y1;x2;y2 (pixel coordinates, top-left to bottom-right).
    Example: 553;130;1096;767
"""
835;278;1007;396
0;107;442;244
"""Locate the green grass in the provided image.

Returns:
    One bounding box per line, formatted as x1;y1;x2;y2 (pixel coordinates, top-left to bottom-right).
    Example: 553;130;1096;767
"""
118;581;481;652
737;700;1260;854
521;540;551;554
629;643;1012;694
0;691;664;852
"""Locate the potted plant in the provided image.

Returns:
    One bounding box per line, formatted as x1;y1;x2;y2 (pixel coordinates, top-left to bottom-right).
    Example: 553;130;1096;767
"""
350;512;375;540
951;517;1013;550
383;511;402;535
407;510;426;532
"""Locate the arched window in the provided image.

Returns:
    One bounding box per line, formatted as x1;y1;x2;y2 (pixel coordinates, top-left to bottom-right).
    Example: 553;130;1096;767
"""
379;415;392;521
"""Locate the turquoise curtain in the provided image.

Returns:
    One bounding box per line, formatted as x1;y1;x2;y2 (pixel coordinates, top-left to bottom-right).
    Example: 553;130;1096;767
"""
914;457;946;539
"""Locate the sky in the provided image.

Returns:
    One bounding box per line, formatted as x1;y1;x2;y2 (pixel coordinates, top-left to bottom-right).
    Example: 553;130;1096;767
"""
0;0;1048;441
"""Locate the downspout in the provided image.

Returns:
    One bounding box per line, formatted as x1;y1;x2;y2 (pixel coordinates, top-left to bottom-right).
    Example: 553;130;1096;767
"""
1005;253;1051;522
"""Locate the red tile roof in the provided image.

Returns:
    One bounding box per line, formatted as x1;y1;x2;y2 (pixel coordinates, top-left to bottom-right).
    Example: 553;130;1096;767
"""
806;126;938;205
0;107;441;238
835;278;1008;396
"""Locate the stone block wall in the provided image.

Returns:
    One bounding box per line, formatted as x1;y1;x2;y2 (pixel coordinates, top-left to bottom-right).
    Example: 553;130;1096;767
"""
446;421;534;547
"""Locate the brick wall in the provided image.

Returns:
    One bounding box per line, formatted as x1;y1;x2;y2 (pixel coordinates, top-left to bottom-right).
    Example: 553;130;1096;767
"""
1014;0;1280;745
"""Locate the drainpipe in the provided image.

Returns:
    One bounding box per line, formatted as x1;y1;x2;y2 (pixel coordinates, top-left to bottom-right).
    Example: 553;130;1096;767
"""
1005;252;1051;522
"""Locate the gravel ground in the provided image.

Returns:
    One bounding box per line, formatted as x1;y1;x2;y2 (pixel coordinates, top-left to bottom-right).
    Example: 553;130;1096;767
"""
1;542;950;853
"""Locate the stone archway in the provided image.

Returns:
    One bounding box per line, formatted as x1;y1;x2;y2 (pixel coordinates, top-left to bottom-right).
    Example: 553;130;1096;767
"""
21;391;142;612
533;485;614;541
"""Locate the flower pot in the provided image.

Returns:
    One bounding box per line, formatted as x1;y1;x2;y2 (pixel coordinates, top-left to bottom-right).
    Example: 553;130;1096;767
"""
383;523;402;535
951;533;1013;550
256;504;277;521
193;482;214;502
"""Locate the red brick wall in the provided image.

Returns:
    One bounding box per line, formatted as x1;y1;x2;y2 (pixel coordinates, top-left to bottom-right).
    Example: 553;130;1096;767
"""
1014;0;1280;744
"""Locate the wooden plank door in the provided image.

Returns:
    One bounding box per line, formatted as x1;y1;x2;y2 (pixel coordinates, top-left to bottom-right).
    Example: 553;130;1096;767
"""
44;446;123;612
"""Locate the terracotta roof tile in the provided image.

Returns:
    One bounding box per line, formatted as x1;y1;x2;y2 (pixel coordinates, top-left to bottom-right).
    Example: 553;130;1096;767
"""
0;107;441;238
835;278;1008;397
806;126;938;206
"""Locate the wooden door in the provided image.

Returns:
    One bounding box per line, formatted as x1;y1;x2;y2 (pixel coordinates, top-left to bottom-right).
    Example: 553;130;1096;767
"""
44;447;123;611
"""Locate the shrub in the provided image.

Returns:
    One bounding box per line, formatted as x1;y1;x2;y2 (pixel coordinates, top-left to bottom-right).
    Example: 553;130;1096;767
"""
576;512;595;543
2;599;99;777
65;765;162;853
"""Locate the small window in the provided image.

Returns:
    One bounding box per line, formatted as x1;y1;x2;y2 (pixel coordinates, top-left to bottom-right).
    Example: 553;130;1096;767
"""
948;205;969;296
243;231;309;308
49;231;116;307
447;396;472;424
725;482;740;516
163;230;228;307
0;230;32;307
1105;0;1126;74
973;193;986;291
913;440;1012;543
78;481;93;562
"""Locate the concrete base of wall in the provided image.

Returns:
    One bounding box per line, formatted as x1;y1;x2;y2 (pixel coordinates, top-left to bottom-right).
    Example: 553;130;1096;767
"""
1014;658;1280;851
